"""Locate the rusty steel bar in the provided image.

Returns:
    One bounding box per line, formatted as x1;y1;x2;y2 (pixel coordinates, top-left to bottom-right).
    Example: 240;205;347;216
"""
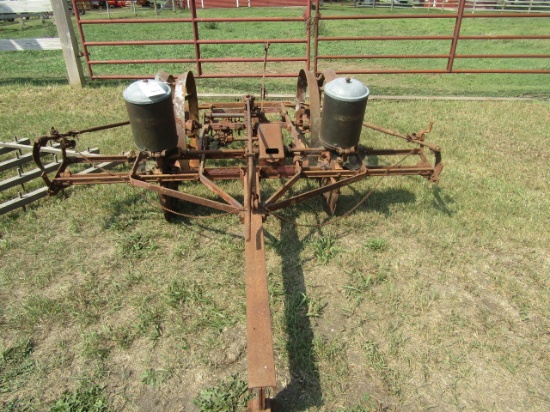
64;121;130;135
318;54;450;60
241;97;277;396
48;164;440;191
363;121;441;152
263;170;302;207
244;196;277;390
317;55;550;63
130;176;241;214
189;0;202;76
460;12;550;18
460;35;550;40
305;0;312;71
332;69;550;74
85;39;307;47
313;0;320;74
318;35;454;41
199;169;243;209
77;17;307;25
455;54;550;59
90;73;301;80
318;35;550;41
320;13;461;21
88;57;307;65
448;0;467;72
317;12;550;21
266;167;370;212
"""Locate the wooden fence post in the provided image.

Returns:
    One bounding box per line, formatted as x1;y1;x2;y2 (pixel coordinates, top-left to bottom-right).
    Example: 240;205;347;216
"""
50;0;84;88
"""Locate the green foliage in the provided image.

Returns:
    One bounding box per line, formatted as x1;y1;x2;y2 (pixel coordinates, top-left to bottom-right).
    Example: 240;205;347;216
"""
3;397;36;411
134;296;164;341
337;393;379;412
19;296;64;327
141;368;173;387
193;374;253;412
362;340;388;372
110;325;136;349
311;234;340;265
343;271;386;304
119;232;157;258
80;331;111;360
203;21;219;30
300;292;325;318
364;238;387;251
49;381;109;412
0;339;35;394
165;278;205;307
0;237;10;251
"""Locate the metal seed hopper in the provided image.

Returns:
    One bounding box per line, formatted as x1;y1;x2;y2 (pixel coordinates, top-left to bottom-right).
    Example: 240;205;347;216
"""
33;69;443;411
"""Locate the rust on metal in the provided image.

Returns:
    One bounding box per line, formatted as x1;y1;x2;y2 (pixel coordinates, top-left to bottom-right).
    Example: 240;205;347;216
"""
245;210;277;390
33;68;443;411
258;124;285;164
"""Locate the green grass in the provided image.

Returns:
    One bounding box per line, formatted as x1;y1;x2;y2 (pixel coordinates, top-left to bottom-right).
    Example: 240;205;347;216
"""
0;5;549;96
0;6;550;410
193;374;253;411
0;85;549;409
49;380;108;412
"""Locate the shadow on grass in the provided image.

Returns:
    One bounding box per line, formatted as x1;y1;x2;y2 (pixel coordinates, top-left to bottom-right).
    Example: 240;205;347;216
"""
263;187;419;410
99;183;420;411
101;191;153;230
431;186;454;216
344;186;416;217
265;212;324;411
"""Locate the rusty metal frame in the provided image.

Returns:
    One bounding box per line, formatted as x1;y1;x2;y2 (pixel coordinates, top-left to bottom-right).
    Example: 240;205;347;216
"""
32;70;443;410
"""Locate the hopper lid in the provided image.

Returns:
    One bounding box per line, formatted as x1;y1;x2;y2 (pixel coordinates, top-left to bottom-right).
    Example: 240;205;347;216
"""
324;77;369;102
123;79;172;105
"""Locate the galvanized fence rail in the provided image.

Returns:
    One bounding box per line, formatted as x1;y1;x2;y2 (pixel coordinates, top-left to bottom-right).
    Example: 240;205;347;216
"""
0;139;116;216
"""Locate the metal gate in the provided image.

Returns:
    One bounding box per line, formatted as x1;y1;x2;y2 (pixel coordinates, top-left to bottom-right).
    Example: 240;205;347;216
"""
71;0;550;80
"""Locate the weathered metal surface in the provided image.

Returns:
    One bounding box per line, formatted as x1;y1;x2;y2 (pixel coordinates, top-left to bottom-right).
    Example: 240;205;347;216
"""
123;80;178;152
296;69;321;146
32;69;444;410
245;210;277;390
258;123;285;164
0;141;115;216
320;77;369;151
0;138;31;155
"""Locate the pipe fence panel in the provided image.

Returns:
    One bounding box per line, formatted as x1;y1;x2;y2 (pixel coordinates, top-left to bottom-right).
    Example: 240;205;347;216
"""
313;0;550;74
73;0;312;79
72;0;549;79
